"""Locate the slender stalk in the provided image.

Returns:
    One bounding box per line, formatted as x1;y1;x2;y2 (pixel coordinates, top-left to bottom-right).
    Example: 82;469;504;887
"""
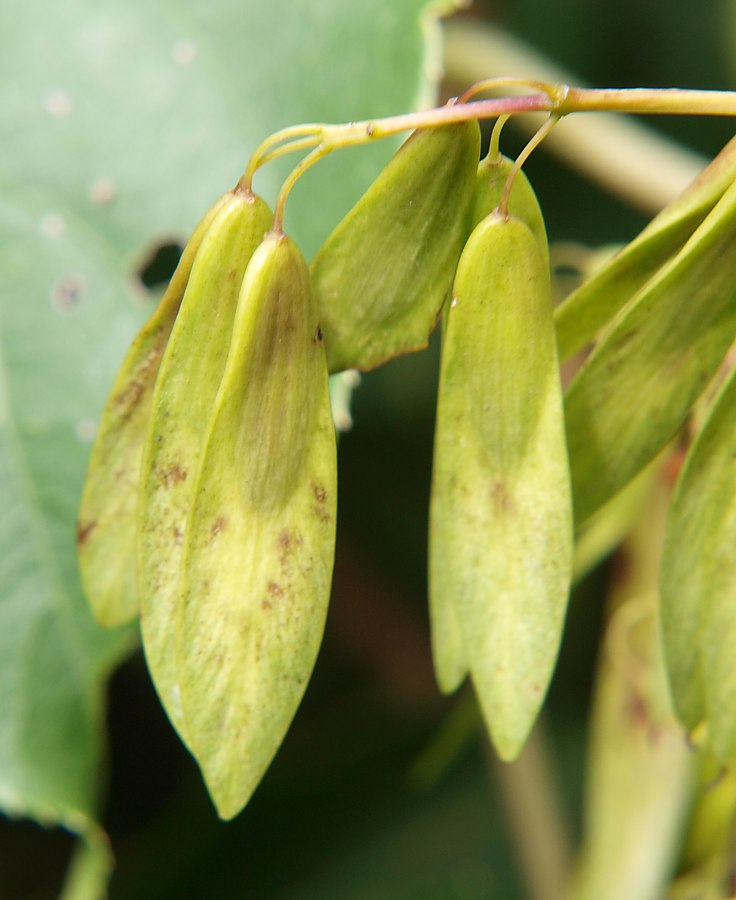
499;115;560;216
272;143;333;233
561;86;736;116
490;720;572;900
246;82;736;218
442;19;707;213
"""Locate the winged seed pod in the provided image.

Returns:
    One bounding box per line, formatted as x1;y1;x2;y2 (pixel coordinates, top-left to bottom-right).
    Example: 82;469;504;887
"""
565;176;736;526
661;362;736;761
77;191;229;626
176;231;336;820
555;133;736;362
430;155;551;692
429;211;573;761
311;120;480;373
138;188;272;740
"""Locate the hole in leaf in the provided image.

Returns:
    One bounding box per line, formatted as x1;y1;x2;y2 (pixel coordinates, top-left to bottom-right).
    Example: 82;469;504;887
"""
137;240;184;291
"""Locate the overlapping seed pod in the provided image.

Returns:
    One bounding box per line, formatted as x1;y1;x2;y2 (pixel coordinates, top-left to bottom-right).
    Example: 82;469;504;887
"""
555;134;736;362
311;120;480;373
661;362;736;761
77;192;230;626
138;188;272;739
429;210;573;760
176;232;337;820
565;177;736;526
468;151;549;267
430;152;551;693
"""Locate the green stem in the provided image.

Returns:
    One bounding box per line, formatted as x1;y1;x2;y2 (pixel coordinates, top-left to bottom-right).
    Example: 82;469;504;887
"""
442;20;708;214
250;70;736;228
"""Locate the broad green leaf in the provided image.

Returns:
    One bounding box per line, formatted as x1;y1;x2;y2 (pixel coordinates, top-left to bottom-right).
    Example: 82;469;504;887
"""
555;134;736;362
565;178;736;526
1;0;453;870
0;189;135;867
312;120;481;373
139;190;272;742
78;191;230;628
177;234;336;819
429;213;572;760
661;363;736;759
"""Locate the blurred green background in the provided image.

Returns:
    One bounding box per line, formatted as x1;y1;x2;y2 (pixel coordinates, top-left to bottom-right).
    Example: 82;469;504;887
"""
1;0;734;897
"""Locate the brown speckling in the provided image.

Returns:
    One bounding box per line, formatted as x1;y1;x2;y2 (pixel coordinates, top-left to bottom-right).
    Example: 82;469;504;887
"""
312;504;330;524
158;464;188;487
77;521;96;547
172;526;183;546
490;480;512;512
277;530;292;550
261;599;273;611
267;581;284;596
311;482;327;503
51;273;85;312
314;326;323;343
210;516;227;538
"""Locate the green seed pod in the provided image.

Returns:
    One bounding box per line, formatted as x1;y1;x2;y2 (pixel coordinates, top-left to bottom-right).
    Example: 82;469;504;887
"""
431;156;551;688
468;152;549;271
176;232;337;820
77;191;229;627
565;177;736;526
555;134;736;362
138;188;272;740
429;211;573;761
311;121;480;373
661;363;736;760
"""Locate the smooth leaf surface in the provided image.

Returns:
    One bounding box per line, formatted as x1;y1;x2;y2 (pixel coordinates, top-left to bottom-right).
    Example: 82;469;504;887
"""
0;190;136;824
0;0;451;868
565;178;736;525
177;235;337;819
661;364;736;757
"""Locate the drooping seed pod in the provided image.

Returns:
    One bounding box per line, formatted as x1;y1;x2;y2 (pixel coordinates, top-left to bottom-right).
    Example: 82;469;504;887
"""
311;120;480;373
77;191;229;627
429;210;573;761
175;231;337;820
555;134;736;362
431;155;550;692
138;188;272;740
565;177;736;526
661;362;736;762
